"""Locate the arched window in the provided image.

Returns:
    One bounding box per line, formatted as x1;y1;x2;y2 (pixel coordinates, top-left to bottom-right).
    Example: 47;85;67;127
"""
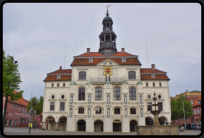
114;87;120;100
114;108;120;114
79;88;85;101
130;108;136;114
129;87;136;100
78;108;84;114
95;87;102;101
79;71;86;80
128;71;136;79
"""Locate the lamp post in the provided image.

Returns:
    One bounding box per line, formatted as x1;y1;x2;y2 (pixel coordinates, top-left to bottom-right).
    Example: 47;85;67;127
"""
29;107;33;133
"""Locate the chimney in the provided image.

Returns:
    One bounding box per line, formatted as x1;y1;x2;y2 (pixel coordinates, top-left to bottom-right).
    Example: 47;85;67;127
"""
122;48;125;53
151;64;155;69
60;66;62;70
87;48;90;53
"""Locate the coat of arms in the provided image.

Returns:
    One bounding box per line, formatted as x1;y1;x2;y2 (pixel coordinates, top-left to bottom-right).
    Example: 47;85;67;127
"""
103;66;112;75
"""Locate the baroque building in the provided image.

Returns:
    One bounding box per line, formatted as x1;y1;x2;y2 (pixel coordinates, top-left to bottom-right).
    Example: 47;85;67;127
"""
42;10;171;132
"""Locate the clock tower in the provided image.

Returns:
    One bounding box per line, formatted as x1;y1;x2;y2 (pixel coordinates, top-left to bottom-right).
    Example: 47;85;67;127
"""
99;10;117;55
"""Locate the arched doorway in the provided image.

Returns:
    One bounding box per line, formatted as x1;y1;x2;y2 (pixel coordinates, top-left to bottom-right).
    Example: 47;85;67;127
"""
58;117;67;131
46;116;55;130
94;120;103;132
159;117;166;125
77;120;86;131
130;120;137;132
145;117;153;125
113;120;121;132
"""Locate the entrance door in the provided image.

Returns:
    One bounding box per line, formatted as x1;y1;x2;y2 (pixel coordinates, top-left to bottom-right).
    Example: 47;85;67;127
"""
113;123;119;131
78;120;86;131
130;124;135;132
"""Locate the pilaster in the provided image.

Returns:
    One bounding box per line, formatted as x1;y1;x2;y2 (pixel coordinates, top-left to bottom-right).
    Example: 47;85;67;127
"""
67;115;76;132
104;117;113;132
122;116;130;132
86;116;94;132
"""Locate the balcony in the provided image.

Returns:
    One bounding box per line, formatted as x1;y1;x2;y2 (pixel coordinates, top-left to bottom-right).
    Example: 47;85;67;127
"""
91;77;124;85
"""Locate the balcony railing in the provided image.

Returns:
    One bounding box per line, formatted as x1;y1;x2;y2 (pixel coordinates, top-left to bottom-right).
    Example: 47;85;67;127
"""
91;77;124;84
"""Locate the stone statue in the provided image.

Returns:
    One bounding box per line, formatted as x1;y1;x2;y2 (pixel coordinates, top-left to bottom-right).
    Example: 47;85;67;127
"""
70;95;73;102
124;95;127;103
107;95;110;102
70;108;73;115
88;95;91;102
107;74;110;81
107;108;110;116
140;108;143;115
106;4;111;12
88;108;91;115
125;108;128;116
140;95;143;102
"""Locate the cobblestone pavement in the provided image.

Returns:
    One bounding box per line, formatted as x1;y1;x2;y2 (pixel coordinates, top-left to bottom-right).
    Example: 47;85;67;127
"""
3;127;202;136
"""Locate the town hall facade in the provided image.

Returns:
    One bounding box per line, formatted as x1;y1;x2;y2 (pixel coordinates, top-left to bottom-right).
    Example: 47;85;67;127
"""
42;10;171;132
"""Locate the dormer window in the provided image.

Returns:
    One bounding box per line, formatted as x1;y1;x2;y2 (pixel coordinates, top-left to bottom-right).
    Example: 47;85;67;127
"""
57;75;61;79
151;74;156;78
89;58;93;63
121;58;126;62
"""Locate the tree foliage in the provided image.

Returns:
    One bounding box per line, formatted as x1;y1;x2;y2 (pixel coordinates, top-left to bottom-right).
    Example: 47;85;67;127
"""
26;96;43;115
3;50;23;131
171;94;193;123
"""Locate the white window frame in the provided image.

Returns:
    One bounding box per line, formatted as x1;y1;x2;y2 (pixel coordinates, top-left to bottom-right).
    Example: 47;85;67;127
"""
57;75;61;79
194;109;197;114
191;100;193;104
151;74;156;78
121;58;126;62
197;109;200;114
89;58;93;63
187;119;189;122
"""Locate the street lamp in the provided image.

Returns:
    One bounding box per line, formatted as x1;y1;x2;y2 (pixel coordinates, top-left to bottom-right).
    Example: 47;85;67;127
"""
29;108;33;133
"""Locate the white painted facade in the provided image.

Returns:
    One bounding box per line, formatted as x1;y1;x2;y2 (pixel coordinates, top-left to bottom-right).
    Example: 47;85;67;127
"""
42;59;171;132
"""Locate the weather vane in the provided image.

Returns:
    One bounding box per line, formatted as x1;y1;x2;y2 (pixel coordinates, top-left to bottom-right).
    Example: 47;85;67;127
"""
106;4;111;12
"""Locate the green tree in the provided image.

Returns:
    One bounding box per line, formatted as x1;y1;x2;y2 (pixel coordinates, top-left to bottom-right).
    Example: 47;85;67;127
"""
175;95;193;128
3;50;23;132
27;96;43;115
171;98;179;124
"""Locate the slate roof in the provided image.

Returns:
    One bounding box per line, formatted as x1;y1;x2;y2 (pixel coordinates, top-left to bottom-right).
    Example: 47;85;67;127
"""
7;91;28;107
48;69;72;74
71;58;141;66
141;74;170;80
192;95;201;107
140;68;166;73
44;75;71;82
75;52;136;57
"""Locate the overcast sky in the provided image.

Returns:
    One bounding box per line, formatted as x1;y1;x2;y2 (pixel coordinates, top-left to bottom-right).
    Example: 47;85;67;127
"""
3;3;201;101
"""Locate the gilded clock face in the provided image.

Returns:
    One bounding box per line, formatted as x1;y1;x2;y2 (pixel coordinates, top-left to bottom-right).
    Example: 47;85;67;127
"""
103;66;112;75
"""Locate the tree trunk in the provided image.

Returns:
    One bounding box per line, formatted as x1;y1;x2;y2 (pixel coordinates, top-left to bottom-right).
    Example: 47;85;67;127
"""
3;95;8;132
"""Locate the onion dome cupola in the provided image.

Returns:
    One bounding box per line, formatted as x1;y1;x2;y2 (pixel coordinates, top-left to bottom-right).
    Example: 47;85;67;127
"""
99;10;117;55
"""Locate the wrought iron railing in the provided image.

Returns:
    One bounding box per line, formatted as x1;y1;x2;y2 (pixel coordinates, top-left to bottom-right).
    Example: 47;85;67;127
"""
91;77;124;84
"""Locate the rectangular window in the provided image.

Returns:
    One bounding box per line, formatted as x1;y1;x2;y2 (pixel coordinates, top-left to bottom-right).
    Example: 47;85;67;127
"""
191;100;193;104
95;87;102;101
130;108;136;114
158;102;162;111
20;118;26;124
146;83;148;87
79;88;85;101
57;75;61;79
181;119;182;123
159;82;161;87
57;83;59;87
194;109;197;114
9;113;10;116
78;108;84;114
197;109;200;114
147;102;152;111
60;102;65;111
96;108;101;114
114;87;120;100
153;83;155;87
176;120;177;123
52;83;54;87
89;58;93;63
50;102;55;111
13;104;15;109
187;119;188;122
63;83;65;87
129;87;136;100
114;108;120;114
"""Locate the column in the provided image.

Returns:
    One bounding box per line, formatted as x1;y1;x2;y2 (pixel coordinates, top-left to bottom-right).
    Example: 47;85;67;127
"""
67;116;76;132
86;116;94;132
42;122;45;130
104;117;113;132
55;122;58;130
122;116;130;132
